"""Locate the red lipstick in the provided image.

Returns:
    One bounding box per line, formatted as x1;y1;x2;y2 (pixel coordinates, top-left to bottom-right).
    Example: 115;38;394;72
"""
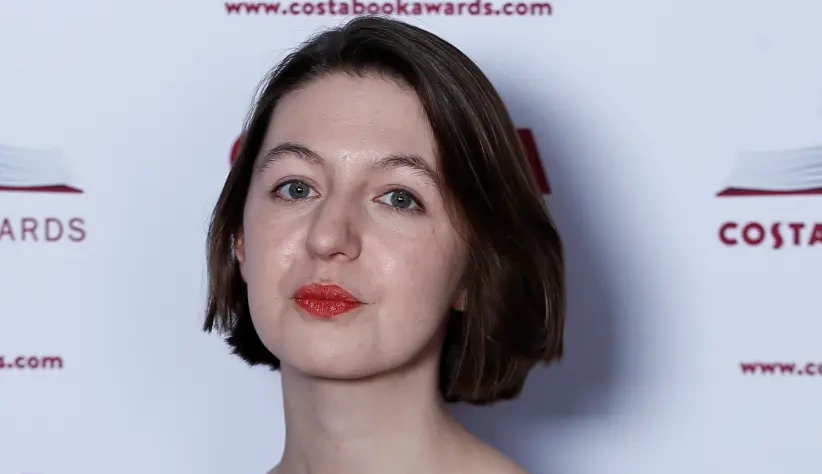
293;283;363;319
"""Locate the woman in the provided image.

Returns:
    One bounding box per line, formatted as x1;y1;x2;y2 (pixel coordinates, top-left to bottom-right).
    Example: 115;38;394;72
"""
204;15;565;474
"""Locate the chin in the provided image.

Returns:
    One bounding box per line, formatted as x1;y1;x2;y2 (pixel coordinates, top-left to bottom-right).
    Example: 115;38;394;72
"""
253;308;443;381
279;347;401;380
271;330;426;380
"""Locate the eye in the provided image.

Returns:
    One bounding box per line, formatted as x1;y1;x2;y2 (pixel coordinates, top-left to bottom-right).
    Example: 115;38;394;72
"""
376;189;424;213
273;180;319;200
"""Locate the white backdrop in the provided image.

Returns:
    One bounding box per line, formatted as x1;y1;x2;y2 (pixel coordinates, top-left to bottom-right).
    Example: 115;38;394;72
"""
2;1;821;473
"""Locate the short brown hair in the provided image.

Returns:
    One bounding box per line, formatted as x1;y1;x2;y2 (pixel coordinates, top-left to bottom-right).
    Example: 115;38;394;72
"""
204;15;565;405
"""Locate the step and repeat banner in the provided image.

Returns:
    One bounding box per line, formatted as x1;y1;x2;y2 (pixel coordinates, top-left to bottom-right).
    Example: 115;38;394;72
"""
1;1;821;473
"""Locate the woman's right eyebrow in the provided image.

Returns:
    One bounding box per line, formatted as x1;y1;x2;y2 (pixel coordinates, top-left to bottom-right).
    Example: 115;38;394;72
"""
258;141;323;172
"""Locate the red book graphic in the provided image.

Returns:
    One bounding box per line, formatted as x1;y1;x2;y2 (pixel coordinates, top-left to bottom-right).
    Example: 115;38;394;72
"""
230;129;552;195
230;134;244;165
517;128;551;195
0;144;82;193
717;144;822;197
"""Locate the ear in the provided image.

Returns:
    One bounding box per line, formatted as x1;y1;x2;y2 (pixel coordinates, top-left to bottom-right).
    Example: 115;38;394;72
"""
234;231;247;281
452;287;467;312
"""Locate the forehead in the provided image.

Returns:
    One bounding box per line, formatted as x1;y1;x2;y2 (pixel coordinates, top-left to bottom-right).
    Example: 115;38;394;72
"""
264;73;438;165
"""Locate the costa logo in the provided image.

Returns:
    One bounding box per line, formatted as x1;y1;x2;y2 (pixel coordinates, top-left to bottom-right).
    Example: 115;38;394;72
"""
717;140;822;248
230;128;552;195
719;221;822;249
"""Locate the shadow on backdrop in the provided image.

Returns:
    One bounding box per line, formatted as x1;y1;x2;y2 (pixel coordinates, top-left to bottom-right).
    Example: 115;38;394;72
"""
452;85;631;472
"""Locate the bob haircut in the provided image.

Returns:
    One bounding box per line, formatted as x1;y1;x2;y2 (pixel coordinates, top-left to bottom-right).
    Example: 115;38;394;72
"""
204;15;565;405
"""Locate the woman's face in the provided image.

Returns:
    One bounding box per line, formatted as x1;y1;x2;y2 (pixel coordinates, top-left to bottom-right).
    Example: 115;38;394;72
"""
236;73;469;379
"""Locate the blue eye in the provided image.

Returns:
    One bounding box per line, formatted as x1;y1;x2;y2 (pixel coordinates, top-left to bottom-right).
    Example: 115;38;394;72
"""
377;189;423;212
274;180;318;200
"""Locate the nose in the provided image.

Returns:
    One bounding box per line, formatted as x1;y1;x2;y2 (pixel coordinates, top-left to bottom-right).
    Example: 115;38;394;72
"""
304;194;363;261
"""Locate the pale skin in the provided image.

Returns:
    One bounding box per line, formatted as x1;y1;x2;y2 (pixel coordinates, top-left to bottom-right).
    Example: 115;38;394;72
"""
236;72;528;474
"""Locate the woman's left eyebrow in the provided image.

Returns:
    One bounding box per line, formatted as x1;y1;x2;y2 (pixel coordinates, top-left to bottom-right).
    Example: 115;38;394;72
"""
371;153;440;189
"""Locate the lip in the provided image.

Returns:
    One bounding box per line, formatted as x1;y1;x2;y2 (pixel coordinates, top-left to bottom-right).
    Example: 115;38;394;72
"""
292;283;364;319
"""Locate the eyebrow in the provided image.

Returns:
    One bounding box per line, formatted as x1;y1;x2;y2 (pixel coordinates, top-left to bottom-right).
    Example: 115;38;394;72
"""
258;141;440;188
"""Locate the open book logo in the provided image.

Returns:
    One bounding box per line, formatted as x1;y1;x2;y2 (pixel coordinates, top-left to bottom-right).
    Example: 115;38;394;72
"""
717;144;822;197
230;128;552;195
0;144;83;194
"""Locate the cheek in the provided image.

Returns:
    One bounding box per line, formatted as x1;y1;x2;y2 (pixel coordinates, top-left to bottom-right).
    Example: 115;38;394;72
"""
375;226;466;316
242;206;303;286
241;208;306;353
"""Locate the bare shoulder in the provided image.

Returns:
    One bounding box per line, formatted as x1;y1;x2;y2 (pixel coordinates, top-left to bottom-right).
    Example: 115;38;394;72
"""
471;450;530;474
457;433;530;474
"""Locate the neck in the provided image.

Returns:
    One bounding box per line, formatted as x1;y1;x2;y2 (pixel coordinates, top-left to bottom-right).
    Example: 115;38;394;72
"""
276;352;464;474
